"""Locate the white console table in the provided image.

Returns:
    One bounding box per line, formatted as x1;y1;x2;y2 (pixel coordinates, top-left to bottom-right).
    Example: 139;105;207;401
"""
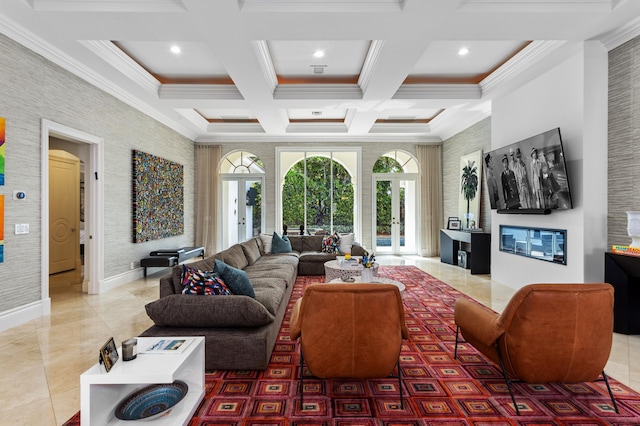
80;336;205;426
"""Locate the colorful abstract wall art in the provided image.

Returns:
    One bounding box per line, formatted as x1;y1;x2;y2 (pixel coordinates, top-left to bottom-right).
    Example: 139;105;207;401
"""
0;117;5;185
132;150;184;243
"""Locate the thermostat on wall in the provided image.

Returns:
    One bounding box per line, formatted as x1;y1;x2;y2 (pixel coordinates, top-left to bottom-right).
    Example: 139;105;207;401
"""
13;190;26;200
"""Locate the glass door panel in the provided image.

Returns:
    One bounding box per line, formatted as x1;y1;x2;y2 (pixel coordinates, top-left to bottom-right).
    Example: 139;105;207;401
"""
222;177;263;249
374;176;417;254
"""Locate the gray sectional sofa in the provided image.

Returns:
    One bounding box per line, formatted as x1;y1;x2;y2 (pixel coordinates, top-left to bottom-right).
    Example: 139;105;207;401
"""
140;233;363;370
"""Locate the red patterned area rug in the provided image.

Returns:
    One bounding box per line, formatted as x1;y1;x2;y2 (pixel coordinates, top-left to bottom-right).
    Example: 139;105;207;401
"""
64;266;640;425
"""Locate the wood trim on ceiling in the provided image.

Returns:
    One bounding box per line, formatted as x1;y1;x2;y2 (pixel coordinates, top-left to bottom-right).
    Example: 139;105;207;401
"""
403;41;532;85
112;41;234;85
375;109;444;124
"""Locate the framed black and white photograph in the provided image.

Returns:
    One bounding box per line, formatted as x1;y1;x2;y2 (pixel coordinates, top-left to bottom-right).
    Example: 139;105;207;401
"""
482;128;572;212
99;337;119;372
448;218;461;230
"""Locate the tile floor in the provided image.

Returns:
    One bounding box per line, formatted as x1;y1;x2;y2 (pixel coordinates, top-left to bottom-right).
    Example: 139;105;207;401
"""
1;256;639;425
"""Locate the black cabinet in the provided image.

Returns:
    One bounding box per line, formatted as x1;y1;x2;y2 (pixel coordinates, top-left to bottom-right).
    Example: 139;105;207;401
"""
604;252;640;334
440;229;491;275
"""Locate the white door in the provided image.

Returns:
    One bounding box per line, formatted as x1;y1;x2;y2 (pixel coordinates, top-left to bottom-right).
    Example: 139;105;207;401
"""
374;175;417;255
221;176;264;249
49;150;80;274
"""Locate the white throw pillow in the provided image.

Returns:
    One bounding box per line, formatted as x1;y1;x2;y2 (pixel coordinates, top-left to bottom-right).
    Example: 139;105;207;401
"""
338;233;355;254
259;233;273;254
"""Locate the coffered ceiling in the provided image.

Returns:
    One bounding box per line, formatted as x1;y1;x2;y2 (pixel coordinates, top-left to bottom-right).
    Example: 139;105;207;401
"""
2;0;640;142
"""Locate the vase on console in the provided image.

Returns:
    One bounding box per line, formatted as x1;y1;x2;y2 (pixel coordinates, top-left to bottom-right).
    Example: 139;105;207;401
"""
361;267;373;282
627;211;640;248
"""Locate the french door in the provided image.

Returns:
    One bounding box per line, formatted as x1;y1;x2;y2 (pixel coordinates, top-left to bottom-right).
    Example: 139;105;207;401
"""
221;176;264;249
373;175;417;254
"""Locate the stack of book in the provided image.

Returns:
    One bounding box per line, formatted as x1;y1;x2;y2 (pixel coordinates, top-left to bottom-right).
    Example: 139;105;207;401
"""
611;245;640;257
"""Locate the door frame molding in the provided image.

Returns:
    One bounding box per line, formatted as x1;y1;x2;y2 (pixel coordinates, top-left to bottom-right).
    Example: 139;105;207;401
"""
372;173;419;255
41;119;105;296
220;174;265;249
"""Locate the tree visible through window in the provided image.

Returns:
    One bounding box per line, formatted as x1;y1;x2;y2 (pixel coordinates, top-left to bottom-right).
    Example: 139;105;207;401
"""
373;156;404;236
282;156;354;234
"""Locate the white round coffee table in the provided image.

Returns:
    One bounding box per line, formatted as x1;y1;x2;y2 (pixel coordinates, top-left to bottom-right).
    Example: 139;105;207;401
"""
324;259;379;283
328;276;405;296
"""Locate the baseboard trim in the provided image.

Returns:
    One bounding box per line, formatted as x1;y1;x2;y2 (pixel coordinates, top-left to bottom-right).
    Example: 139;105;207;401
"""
101;268;145;293
0;299;51;333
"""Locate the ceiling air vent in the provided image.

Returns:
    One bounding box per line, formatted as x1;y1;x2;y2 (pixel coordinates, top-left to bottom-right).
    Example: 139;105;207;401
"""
311;65;327;74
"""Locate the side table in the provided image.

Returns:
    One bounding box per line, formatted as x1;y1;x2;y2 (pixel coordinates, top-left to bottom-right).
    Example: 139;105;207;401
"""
324;259;379;282
80;336;205;425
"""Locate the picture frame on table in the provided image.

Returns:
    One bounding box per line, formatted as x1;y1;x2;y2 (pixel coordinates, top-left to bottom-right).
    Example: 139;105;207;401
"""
447;217;461;230
99;337;119;372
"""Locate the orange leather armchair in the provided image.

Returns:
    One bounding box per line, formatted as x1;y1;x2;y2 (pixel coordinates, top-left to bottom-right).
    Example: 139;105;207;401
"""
454;283;617;415
290;283;409;407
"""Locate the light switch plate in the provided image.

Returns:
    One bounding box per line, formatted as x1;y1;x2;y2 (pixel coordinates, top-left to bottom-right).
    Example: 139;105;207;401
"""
15;224;29;234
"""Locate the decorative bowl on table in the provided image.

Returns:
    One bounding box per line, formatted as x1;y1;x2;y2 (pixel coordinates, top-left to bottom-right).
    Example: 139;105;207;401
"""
114;380;188;421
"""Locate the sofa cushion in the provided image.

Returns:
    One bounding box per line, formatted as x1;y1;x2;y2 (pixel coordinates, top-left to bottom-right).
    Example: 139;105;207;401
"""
259;233;273;254
240;238;261;265
302;235;324;252
181;265;231;295
222;244;249;270
251;278;287;315
271;232;292;253
214;259;256;298
338;233;355;254
300;251;337;263
288;235;304;253
145;294;274;327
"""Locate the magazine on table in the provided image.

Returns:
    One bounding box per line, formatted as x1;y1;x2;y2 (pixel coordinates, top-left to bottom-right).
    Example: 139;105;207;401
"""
141;338;193;354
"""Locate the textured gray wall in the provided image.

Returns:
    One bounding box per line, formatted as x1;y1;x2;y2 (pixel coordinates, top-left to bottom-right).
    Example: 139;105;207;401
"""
442;117;492;232
0;34;194;313
608;36;640;248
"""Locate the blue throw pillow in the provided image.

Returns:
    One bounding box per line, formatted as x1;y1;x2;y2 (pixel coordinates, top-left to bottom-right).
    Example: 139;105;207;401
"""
271;232;292;254
214;259;256;298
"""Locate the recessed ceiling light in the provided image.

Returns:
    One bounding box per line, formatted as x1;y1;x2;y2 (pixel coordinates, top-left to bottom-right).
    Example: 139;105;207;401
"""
313;50;325;58
458;47;470;56
170;45;181;54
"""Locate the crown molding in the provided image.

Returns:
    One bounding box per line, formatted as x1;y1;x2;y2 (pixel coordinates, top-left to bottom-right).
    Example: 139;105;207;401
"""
159;84;244;100
368;122;431;134
358;40;385;94
253;40;279;94
195;133;439;144
239;0;403;13
274;84;363;100
207;123;265;133
600;15;640;51
458;0;612;13
0;13;197;140
24;0;186;12
429;103;492;141
393;84;481;99
480;40;566;95
80;40;160;94
287;123;349;133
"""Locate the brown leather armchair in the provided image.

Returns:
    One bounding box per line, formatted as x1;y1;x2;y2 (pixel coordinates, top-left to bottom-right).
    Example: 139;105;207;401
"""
290;283;409;407
454;283;617;415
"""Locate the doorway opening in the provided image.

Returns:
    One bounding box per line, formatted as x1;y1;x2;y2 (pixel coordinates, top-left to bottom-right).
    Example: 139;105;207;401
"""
41;120;104;303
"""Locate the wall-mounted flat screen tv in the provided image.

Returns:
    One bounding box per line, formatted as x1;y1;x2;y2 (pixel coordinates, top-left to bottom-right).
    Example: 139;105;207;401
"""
483;127;572;212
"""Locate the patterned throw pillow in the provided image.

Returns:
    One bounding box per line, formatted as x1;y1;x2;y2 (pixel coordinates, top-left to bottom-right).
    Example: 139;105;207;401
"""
180;265;231;295
321;233;341;254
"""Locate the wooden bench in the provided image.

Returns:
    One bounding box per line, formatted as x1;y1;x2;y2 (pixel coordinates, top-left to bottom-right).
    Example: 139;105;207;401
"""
141;246;205;276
